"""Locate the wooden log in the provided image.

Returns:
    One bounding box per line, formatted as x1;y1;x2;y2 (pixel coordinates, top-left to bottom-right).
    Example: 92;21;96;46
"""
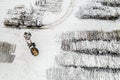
56;52;120;68
61;30;120;42
61;40;120;53
47;67;120;80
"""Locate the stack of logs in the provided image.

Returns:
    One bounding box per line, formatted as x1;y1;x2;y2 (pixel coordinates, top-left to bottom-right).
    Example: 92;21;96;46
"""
0;42;16;63
76;0;120;20
47;30;120;80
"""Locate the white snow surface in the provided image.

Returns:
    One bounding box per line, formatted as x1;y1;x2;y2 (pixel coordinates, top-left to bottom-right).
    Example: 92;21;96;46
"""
0;0;120;80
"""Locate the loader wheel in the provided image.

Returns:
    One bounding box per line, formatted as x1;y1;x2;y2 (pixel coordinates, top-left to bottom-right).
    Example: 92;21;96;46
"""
31;47;39;56
32;43;36;47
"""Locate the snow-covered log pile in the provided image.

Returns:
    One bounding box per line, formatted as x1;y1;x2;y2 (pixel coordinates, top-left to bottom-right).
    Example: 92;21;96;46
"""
0;42;16;63
35;0;63;13
98;0;120;7
47;30;120;80
76;0;120;20
47;67;120;80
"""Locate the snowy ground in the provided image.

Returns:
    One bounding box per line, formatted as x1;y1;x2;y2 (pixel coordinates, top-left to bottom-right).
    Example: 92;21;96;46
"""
0;0;120;80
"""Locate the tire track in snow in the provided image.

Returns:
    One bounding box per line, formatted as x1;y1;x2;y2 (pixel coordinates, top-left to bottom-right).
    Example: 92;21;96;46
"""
42;0;75;29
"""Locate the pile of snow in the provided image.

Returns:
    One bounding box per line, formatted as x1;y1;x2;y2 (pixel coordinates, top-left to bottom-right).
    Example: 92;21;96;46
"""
75;0;120;20
47;30;120;80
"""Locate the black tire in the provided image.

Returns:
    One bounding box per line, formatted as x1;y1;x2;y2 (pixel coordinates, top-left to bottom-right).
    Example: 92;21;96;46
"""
32;43;36;47
28;32;31;36
24;32;27;35
30;47;39;56
27;25;32;28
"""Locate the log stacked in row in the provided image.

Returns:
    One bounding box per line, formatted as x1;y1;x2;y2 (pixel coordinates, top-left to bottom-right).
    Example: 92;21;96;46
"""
76;0;120;20
47;30;120;80
0;42;16;63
